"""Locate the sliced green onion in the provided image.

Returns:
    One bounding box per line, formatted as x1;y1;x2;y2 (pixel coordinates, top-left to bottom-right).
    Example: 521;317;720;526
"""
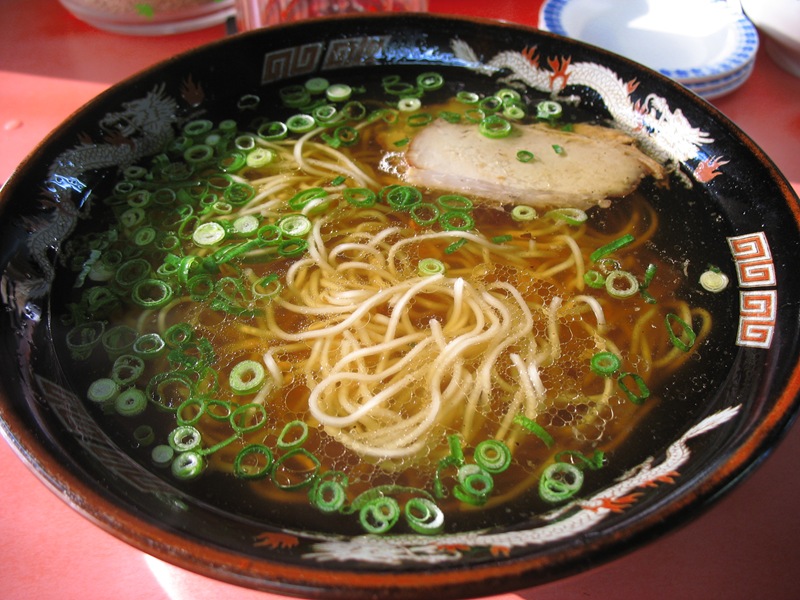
407;112;433;127
278;214;312;238
326;83;352;102
87;378;119;407
257;224;283;246
102;325;138;358
618;371;651;404
233;214;260;237
176;397;206;426
280;84;310;107
454;464;493;505
416;71;444;90
133;425;155;446
666;313;697;351
133;226;157;247
246;147;274;168
591;234;635;262
479;95;503;113
233;444;274;480
444;238;468;254
464;108;485;123
115;258;151;287
218;151;246;173
359;496;401;533
539;462;583;503
439;210;475;231
183;119;213;137
115;388;147;416
183;144;214;165
590;351;621;377
436;194;473;211
257;120;288;141
405;497;445;534
171;450;205;480
492;234;513;244
271;448;321;490
385;185;422;211
584;270;606;288
229;359;266;395
554;450;605;471
234;134;256;151
516;150;535;163
334;125;358;146
278;238;309;257
699;268;729;292
277;420;309;450
111;354;145;386
511;205;538;221
187;274;214;301
147;371;193;412
304;77;329;94
536;100;563;120
131;279;174;309
447;434;466;466
343;187;377;207
410;202;440;226
605;270;639;299
309;471;348;513
312;104;340;125
438;110;462;123
643;263;658;288
286;113;316;133
169;425;202;452
456;90;480;104
230;402;268;434
252;273;282;299
418;258;446;276
552;144;565;155
192;221;226;247
151;444;175;467
474;439;512;473
479;115;512;138
397;97;421;112
289;187;327;210
133;332;167;359
513;413;554;447
503;102;527;120
547;208;587;225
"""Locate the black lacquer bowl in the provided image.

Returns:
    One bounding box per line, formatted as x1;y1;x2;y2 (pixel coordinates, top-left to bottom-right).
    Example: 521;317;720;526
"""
1;14;799;600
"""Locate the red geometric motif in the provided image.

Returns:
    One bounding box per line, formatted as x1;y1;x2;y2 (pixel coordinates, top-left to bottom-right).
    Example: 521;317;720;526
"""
737;319;775;349
735;259;777;287
740;290;777;320
727;232;772;262
727;233;778;348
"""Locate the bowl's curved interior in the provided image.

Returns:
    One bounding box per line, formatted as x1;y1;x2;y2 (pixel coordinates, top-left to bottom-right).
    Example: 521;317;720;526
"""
1;14;799;600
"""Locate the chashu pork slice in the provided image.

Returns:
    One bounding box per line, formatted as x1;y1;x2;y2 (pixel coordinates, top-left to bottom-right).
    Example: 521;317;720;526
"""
404;119;665;209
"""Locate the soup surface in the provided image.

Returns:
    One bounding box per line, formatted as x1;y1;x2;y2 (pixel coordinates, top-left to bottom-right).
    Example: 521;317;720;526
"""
53;70;723;535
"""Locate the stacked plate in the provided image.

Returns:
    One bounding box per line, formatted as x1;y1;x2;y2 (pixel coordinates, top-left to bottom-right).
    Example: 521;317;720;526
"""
539;0;759;99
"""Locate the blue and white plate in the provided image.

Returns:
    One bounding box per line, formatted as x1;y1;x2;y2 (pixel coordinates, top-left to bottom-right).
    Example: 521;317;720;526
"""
539;0;758;97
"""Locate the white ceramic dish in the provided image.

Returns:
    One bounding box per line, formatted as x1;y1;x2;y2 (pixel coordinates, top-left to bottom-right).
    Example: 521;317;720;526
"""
684;59;755;98
539;0;759;95
741;0;800;78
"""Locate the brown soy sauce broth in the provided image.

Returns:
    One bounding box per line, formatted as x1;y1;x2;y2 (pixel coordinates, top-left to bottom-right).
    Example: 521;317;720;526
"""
44;67;740;536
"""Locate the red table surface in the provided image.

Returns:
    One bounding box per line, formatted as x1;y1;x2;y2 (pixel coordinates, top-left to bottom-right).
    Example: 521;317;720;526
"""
2;1;799;599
